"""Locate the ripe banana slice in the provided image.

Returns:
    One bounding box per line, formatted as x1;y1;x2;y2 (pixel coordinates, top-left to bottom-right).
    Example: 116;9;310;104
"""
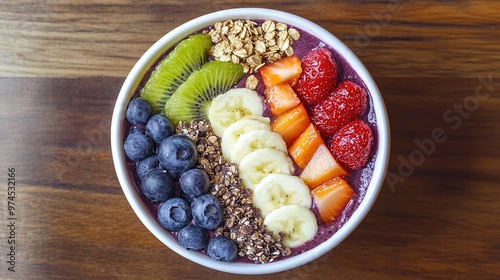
253;174;312;217
221;118;271;161
208;88;264;137
240;114;271;124
238;148;295;191
231;130;288;165
264;205;318;248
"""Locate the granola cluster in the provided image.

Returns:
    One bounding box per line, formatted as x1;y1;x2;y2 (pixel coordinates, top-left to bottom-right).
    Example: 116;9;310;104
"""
176;120;291;263
204;19;300;74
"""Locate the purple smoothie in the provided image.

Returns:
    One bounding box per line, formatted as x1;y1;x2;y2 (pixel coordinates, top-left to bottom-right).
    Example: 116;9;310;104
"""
124;20;378;262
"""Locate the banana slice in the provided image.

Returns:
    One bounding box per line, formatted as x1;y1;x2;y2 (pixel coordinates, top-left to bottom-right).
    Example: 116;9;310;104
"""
221;118;271;161
253;174;312;217
208;88;264;137
240;115;271;124
238;148;294;191
231;130;288;165
264;205;318;248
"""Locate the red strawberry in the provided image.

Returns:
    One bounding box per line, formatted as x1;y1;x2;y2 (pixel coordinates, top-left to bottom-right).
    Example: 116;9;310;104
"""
293;48;338;105
310;80;367;139
329;119;373;171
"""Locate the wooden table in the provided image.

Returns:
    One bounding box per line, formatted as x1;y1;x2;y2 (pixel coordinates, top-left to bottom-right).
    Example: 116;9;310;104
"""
1;1;499;279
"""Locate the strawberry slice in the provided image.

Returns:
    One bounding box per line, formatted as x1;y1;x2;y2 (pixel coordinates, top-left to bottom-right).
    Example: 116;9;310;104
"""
288;123;325;169
299;144;348;190
259;55;302;88
265;83;301;116
293;48;338;106
271;103;311;145
311;177;355;224
310;80;367;139
329;119;373;171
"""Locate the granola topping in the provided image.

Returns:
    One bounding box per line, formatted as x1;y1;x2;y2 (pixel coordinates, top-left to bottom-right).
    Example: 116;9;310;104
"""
176;120;291;263
204;19;301;74
245;74;259;90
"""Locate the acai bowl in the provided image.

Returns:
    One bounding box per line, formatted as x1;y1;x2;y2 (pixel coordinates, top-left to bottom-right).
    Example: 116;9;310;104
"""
111;8;390;275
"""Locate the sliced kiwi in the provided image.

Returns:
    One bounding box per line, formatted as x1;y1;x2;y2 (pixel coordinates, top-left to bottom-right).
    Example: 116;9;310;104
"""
140;33;212;113
163;60;244;124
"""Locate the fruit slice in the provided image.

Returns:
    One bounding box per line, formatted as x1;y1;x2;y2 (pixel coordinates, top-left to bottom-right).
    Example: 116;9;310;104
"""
238;148;294;191
288;123;325;169
293;48;338;106
231;130;288;165
263;205;317;248
259;55;302;88
221;118;271;161
207;88;264;137
253;174;312;217
239;115;271;125
329;119;373;170
271;104;310;145
163;60;244;126
310;80;367;139
140;34;212;113
265;83;301;116
299;144;348;190
311;177;355;224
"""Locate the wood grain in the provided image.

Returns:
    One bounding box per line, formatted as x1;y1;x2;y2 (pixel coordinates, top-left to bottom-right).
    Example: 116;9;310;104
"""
1;1;499;78
1;0;499;279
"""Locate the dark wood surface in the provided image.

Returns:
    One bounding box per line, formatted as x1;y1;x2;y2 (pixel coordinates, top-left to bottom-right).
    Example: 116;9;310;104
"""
1;1;499;279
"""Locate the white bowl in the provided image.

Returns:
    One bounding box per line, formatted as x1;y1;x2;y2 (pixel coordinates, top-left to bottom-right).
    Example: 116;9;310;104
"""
111;8;390;275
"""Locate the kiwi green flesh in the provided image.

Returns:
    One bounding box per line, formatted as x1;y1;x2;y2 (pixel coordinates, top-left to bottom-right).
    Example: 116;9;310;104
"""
163;60;244;125
140;33;212;114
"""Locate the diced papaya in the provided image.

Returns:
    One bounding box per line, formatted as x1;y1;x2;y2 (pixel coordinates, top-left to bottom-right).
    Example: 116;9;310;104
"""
265;83;301;116
299;144;348;190
311;177;355;224
288;123;325;169
271;104;310;145
259;56;302;88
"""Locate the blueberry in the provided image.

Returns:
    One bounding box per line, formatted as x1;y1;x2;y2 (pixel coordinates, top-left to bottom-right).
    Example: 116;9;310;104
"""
126;97;152;126
146;114;175;144
158;135;198;179
136;154;160;179
177;224;209;251
180;191;198;204
191;194;224;230
140;168;175;202
157;198;192;231
179;169;210;197
207;236;238;262
124;129;154;161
